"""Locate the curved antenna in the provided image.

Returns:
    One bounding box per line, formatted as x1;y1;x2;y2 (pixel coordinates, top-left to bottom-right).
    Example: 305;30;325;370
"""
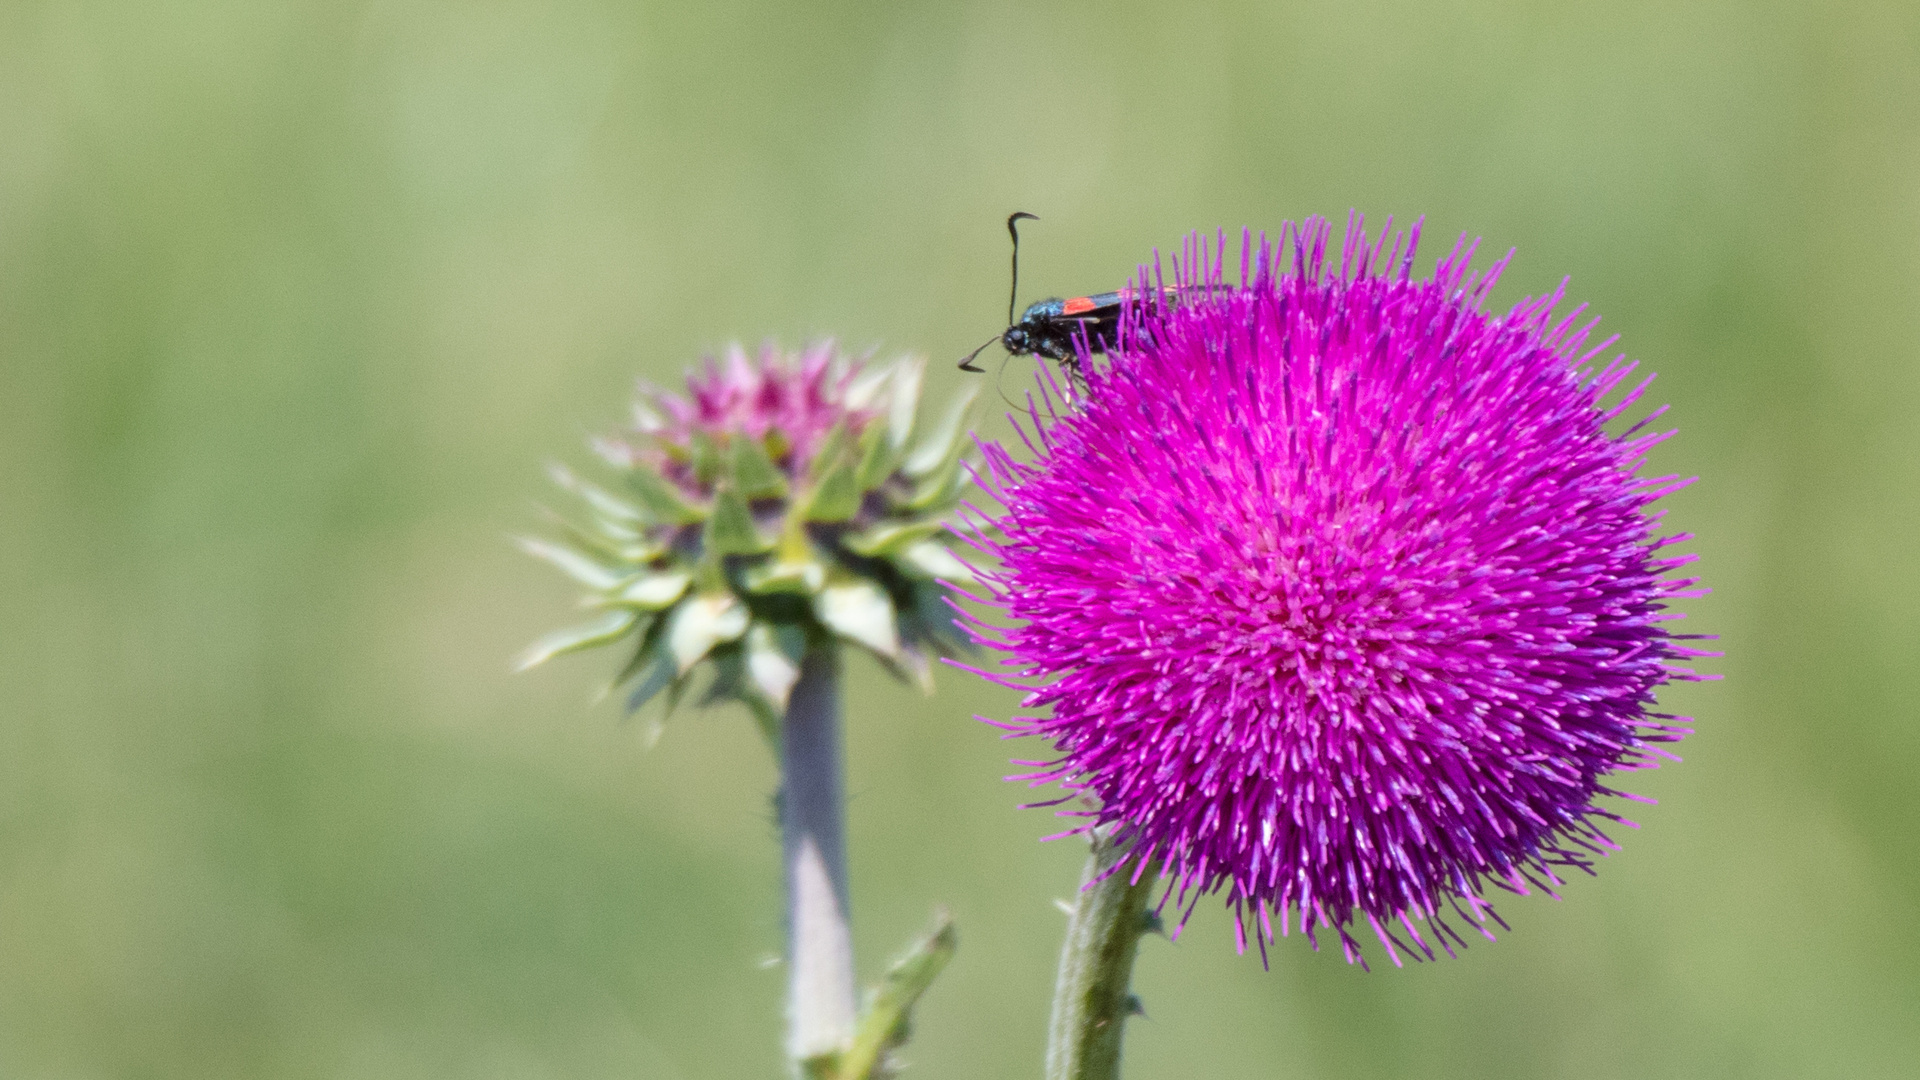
956;331;1000;373
1007;212;1039;325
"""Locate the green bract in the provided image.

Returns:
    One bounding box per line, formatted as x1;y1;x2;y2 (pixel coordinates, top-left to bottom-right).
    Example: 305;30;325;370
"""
519;344;978;740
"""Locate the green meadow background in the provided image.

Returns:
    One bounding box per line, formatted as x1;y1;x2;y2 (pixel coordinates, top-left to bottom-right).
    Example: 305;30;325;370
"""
2;1;1914;1077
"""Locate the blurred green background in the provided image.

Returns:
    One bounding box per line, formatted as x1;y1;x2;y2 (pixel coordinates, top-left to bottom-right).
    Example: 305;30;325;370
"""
1;0;1914;1076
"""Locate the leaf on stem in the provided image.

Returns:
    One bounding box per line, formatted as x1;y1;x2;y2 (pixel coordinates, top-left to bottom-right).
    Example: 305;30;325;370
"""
834;910;958;1080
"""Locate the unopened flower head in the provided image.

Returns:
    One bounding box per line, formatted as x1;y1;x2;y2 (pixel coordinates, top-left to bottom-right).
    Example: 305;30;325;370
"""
964;217;1714;968
521;342;978;734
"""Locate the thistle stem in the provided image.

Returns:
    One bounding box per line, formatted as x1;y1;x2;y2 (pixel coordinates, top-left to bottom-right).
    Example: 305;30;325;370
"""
782;646;857;1069
1046;831;1159;1080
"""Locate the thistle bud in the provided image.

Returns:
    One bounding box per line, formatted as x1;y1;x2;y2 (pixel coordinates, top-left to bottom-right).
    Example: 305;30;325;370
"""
520;342;977;737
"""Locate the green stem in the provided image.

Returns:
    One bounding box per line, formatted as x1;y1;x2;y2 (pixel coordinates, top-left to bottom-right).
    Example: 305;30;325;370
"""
783;646;856;1070
1046;831;1159;1080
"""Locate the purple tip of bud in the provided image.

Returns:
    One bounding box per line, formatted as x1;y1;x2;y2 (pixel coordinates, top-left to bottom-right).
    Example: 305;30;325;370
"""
964;214;1716;967
610;342;881;489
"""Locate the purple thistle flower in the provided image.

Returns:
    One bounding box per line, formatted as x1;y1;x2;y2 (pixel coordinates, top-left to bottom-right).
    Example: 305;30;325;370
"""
959;216;1715;968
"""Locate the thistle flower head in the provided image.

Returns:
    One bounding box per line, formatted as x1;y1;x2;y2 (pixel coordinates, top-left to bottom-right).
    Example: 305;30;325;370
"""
522;342;977;734
964;217;1714;968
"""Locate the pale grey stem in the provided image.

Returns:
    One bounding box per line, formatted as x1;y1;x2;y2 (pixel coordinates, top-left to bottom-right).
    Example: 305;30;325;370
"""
782;646;857;1068
1046;830;1159;1080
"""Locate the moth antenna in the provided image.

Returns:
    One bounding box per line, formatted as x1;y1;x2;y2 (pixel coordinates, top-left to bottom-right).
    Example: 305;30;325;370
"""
1008;211;1039;325
957;332;1000;373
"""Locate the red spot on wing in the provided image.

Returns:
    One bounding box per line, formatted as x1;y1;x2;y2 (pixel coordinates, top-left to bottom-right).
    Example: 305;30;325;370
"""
1061;296;1098;316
